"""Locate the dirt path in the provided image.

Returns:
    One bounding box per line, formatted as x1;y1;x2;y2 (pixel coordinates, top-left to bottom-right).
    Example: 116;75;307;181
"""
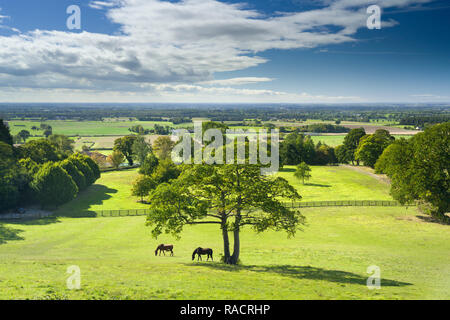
341;164;391;184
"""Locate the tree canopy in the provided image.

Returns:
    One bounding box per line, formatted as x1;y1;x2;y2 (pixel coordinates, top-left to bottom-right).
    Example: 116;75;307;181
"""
146;164;305;264
114;135;137;166
355;130;395;168
375;123;449;222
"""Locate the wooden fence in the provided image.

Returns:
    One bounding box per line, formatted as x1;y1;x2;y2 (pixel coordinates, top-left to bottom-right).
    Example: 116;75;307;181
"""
0;200;406;221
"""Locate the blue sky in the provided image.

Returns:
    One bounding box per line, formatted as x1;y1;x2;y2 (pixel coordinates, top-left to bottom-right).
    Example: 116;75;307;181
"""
0;0;448;103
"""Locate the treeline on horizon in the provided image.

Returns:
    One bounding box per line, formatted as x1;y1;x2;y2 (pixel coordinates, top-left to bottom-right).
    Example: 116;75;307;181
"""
0;104;448;126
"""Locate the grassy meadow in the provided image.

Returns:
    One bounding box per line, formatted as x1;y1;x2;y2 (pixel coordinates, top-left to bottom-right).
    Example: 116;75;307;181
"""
278;165;391;201
7;120;188;137
0;166;449;299
310;134;414;147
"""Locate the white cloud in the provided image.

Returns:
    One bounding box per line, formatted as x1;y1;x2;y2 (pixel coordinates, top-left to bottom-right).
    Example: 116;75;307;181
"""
88;1;120;10
0;85;363;103
0;0;433;101
199;77;274;86
411;94;449;100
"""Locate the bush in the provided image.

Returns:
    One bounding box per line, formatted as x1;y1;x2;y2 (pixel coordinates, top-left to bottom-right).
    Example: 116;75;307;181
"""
60;159;87;191
67;155;96;186
32;162;78;207
81;155;101;181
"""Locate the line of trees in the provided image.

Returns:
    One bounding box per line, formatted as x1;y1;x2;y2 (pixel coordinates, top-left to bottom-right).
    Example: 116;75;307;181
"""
334;128;395;168
296;124;350;133
0;119;100;212
3;104;447;124
279;132;337;166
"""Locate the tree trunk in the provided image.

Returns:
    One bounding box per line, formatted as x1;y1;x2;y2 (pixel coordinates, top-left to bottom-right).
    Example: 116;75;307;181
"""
221;220;231;264
229;213;241;265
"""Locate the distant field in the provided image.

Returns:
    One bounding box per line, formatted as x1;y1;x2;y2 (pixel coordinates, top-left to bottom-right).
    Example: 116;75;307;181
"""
73;135;164;151
310;134;414;147
263;120;418;135
7;120;189;137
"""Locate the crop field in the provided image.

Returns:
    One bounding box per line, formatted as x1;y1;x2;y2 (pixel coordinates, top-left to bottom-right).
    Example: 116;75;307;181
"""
1;166;448;300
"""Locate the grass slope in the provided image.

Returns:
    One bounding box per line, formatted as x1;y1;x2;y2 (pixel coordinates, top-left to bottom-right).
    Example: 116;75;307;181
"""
0;166;448;300
0;207;448;300
278;166;392;201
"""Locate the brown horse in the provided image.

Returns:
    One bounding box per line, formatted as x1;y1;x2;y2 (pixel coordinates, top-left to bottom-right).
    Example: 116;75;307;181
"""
192;247;213;261
155;244;174;256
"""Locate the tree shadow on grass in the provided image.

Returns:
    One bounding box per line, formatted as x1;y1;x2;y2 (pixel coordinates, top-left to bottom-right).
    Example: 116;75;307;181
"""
416;214;450;226
55;185;119;218
184;263;411;287
0;223;24;245
304;183;332;188
5;185;119;226
4;216;61;226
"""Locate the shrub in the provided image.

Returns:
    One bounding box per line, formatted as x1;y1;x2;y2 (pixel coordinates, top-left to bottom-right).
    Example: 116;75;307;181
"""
60;159;87;191
67;155;96;186
32;162;78;208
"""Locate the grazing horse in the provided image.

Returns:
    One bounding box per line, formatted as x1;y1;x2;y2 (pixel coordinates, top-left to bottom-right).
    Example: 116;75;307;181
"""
192;247;213;261
155;244;174;256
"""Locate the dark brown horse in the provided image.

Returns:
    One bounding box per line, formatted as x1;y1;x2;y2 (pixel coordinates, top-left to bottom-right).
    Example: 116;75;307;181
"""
192;247;213;261
155;244;174;256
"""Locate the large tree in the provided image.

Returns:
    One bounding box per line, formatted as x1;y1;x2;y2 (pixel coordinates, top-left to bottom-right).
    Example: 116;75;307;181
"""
355;129;394;168
375;123;449;222
146;164;305;265
131;175;156;202
342;128;366;165
18;139;61;164
132;135;152;165
108;151;125;169
294;162;312;185
153;136;175;160
0;119;13;146
114;135;138;166
17;130;31;143
0;142;21;211
48;134;75;156
139;152;159;176
279;132;315;165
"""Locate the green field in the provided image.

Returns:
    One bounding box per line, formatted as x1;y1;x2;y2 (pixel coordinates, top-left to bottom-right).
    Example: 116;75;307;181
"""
309;135;414;147
7;120;187;137
0;166;448;300
278;166;392;201
1;207;448;299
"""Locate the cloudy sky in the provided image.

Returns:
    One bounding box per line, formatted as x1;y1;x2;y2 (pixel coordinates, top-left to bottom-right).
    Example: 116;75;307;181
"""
0;0;448;103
